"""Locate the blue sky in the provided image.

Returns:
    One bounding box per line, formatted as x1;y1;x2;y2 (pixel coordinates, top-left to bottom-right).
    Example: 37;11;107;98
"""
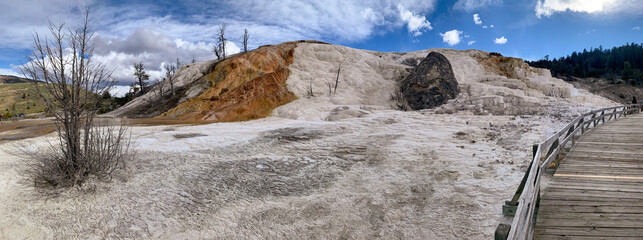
0;0;641;94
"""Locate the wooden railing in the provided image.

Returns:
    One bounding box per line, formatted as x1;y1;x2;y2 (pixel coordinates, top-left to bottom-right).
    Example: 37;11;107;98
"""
495;104;642;240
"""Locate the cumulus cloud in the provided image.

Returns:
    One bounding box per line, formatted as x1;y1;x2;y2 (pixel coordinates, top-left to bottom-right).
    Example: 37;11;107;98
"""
2;0;443;89
454;0;500;11
482;25;488;29
534;0;643;18
634;26;641;30
535;0;607;18
494;36;508;44
0;68;20;76
398;4;433;36
109;85;132;97
467;40;476;45
473;14;482;25
440;30;463;46
490;24;494;28
0;0;91;49
0;0;441;48
224;0;437;42
91;28;242;87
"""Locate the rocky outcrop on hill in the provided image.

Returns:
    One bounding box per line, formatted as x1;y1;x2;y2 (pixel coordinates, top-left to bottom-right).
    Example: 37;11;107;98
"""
400;52;459;110
159;42;301;121
109;41;615;122
109;41;327;121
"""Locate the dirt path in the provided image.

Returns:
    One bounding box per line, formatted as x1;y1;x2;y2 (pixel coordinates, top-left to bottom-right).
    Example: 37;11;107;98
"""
0;117;217;143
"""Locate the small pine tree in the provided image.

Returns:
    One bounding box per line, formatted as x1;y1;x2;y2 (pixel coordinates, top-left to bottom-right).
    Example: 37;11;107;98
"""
622;61;634;80
133;62;150;95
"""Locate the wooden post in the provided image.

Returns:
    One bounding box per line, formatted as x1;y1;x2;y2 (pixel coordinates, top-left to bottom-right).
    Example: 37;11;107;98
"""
545;139;560;172
495;224;511;240
591;112;597;127
602;110;606;124
502;144;538;216
580;117;585;135
571;133;576;146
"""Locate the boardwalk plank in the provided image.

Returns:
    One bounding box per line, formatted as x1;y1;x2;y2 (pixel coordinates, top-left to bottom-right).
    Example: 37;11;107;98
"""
534;113;643;239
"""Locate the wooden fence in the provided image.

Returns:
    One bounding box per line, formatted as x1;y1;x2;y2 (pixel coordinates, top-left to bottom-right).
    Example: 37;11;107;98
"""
495;104;642;240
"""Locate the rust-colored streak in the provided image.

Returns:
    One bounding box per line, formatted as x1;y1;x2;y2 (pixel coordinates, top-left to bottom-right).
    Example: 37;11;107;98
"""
200;67;296;121
475;54;529;79
159;42;299;122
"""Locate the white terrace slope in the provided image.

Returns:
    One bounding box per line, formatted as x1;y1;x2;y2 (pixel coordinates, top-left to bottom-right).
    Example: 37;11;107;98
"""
275;43;613;120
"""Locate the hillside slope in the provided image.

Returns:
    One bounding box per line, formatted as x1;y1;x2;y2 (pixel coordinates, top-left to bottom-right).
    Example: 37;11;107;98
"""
107;41;326;120
0;76;48;118
109;42;615;121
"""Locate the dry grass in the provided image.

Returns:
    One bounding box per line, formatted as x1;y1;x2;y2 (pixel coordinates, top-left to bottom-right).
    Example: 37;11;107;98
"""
0;118;216;143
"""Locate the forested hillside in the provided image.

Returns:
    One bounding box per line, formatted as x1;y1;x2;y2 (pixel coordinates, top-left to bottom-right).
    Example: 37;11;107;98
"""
526;43;643;86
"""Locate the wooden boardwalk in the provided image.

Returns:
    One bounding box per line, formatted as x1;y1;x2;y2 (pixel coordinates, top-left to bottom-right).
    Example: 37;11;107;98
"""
534;114;643;239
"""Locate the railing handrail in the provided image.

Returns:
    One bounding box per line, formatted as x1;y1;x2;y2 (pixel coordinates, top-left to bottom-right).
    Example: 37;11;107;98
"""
496;104;642;240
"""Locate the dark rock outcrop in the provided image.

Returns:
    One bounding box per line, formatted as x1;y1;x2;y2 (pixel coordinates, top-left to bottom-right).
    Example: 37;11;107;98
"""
400;52;459;110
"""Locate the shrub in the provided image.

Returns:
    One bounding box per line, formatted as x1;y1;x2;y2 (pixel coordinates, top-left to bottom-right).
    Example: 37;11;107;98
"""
19;122;133;187
19;8;134;188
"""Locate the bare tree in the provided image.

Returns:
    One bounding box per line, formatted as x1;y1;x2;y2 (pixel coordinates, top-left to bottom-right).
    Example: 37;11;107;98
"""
334;63;342;94
176;57;181;68
129;82;139;96
327;63;342;96
191;57;196;63
212;42;221;60
133;62;149;95
243;28;249;53
164;63;177;96
153;79;164;102
20;8;132;187
217;24;227;59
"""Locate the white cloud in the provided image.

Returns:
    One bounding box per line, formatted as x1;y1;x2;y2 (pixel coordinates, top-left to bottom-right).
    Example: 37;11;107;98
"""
533;0;642;18
634;26;641;30
494;36;508;44
398;4;433;37
454;0;500;11
14;27;239;88
0;0;91;49
91;28;243;87
226;0;437;42
536;0;606;18
440;29;463;46
482;25;488;29
0;68;20;76
0;1;438;86
473;13;482;24
467;40;476;45
0;0;439;51
108;85;131;97
490;24;494;28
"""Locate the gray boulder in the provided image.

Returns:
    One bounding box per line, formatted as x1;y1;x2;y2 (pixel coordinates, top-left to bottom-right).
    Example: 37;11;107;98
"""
400;52;459;110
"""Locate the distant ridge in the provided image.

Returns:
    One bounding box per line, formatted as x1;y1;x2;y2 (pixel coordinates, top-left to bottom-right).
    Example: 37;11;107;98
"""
0;75;31;84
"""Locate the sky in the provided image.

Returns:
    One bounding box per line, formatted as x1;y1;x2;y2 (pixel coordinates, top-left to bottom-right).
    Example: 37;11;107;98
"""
0;0;641;96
